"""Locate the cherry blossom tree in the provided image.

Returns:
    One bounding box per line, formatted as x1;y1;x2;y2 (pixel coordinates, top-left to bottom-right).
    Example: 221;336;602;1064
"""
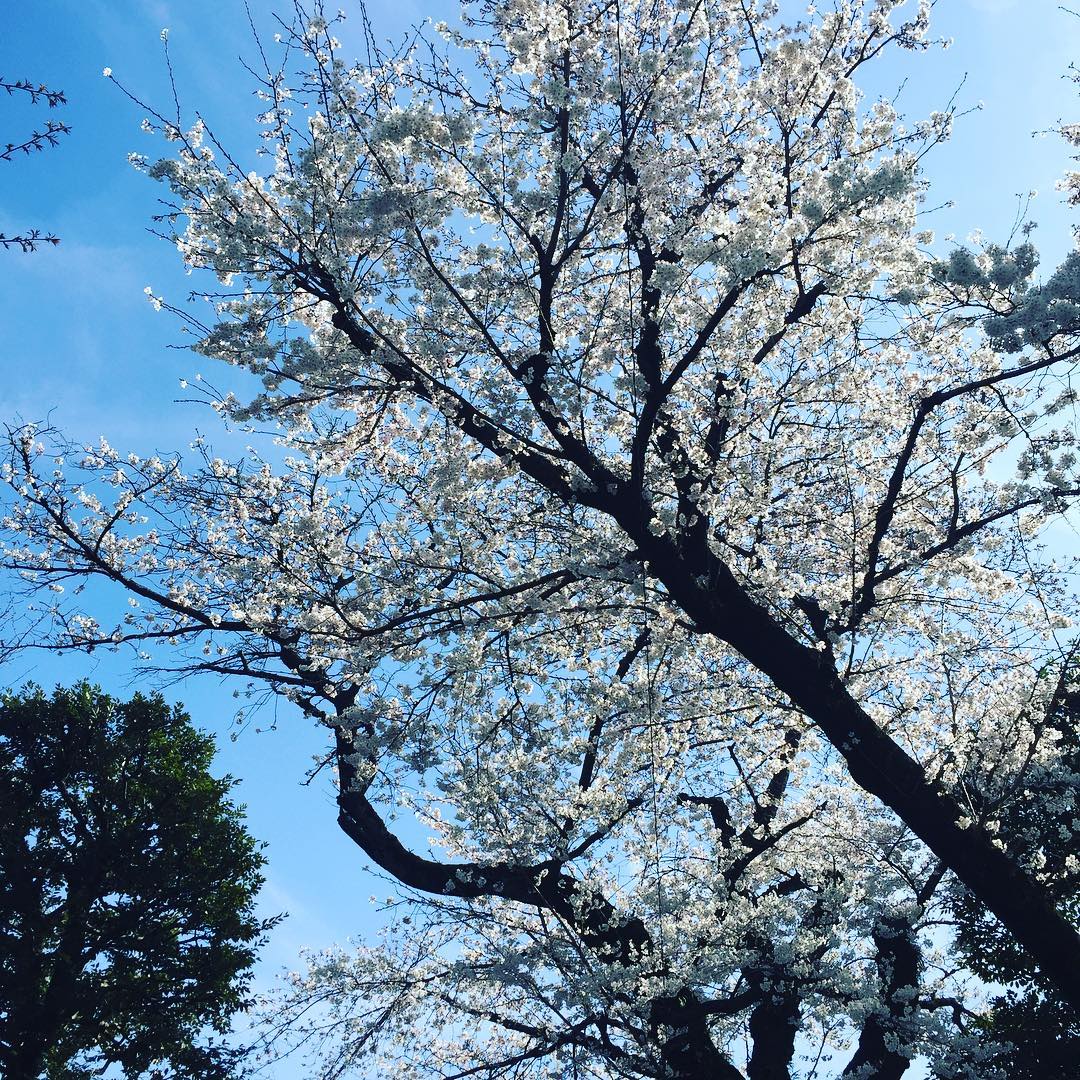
4;1;1080;1075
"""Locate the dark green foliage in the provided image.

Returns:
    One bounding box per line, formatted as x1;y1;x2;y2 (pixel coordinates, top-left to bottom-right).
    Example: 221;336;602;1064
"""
948;680;1080;1078
0;683;279;1079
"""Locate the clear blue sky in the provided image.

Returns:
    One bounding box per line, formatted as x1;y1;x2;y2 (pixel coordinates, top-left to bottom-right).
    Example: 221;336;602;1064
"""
1;1;1078;1075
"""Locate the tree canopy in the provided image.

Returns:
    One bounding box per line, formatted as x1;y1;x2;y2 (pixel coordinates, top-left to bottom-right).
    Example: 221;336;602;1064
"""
4;1;1080;1075
0;683;276;1079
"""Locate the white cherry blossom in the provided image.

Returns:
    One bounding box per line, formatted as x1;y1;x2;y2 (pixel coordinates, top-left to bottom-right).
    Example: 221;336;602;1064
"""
5;2;1080;1076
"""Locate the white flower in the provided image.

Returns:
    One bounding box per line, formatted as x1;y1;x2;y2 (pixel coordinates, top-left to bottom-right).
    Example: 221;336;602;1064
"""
9;4;1080;1068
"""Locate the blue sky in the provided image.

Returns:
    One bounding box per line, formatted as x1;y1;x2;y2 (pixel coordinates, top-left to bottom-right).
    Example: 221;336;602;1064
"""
1;1;1079;1075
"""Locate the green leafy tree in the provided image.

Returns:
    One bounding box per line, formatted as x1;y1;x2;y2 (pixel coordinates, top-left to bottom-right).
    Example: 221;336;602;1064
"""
0;683;278;1080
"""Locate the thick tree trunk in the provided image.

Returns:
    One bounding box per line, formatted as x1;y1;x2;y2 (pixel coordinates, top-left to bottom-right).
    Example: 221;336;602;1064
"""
842;916;921;1079
650;993;746;1080
638;527;1080;1013
1;853;49;1080
746;984;801;1080
2;840;88;1080
5;1043;48;1080
5;932;79;1080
